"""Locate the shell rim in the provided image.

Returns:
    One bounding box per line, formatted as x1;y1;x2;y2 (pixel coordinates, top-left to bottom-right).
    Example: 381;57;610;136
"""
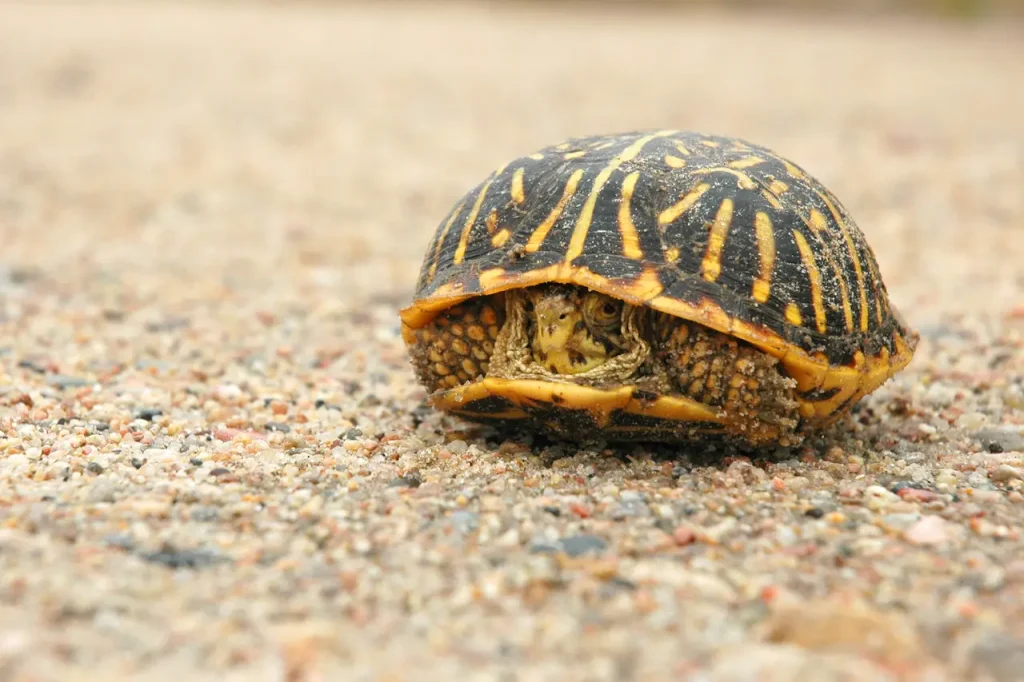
400;262;919;421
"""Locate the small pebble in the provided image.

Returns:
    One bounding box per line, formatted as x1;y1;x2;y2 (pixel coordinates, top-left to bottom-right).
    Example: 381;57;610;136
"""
991;465;1024;483
559;535;608;557
904;515;951;545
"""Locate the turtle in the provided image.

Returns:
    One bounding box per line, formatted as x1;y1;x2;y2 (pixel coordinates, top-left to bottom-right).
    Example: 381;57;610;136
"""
399;130;918;447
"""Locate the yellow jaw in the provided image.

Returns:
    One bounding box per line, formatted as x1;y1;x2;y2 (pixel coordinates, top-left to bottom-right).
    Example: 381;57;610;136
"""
529;289;611;375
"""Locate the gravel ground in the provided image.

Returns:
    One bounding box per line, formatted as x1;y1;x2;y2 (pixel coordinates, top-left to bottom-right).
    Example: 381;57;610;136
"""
1;3;1023;681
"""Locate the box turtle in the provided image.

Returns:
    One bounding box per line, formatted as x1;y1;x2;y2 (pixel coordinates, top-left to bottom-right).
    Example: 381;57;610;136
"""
400;130;918;447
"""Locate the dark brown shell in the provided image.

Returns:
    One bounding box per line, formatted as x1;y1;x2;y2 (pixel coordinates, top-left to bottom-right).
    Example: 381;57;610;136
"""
401;130;918;420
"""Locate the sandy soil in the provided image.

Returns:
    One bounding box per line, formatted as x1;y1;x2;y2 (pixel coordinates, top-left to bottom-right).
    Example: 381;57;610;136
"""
0;2;1022;681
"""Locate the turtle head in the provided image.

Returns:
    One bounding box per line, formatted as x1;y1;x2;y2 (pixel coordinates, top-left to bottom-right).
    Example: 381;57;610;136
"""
526;285;625;375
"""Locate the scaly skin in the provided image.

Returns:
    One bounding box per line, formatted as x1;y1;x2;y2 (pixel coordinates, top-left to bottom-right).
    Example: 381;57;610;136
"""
526;284;626;374
407;285;800;444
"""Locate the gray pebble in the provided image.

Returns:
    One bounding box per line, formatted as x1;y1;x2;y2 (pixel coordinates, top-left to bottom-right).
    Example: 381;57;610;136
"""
190;506;220;522
86;480;117;503
974;427;1024;453
558;534;608;557
882;513;921;530
967;471;996;490
46;374;91;389
141;547;228;570
449;510;478;534
962;631;1024;682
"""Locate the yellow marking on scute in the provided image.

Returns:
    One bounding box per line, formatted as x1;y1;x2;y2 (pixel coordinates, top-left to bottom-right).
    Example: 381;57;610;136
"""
484;208;499;234
751;211;775;303
865;253;888;324
792;230;827;334
491;228;511;248
799;205;853;331
427;200;465;281
672;141;692;155
618;171;644;260
564;130;675;263
760;190;783;210
564;151;586;160
665;246;680;263
816;189;869;332
658;183;710;226
701;198;734;282
665;155;686;168
785;302;803;326
727;155;765;169
692;166;757;190
808;208;828;234
511;168;525;204
769;179;789;194
554;143;572;151
525;168;584;254
701;140;720;148
432;377;724;428
453;179;495;265
528;153;544;161
783;160;806;180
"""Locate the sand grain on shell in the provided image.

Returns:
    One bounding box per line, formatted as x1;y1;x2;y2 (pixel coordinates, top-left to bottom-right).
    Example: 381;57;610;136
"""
0;2;1023;681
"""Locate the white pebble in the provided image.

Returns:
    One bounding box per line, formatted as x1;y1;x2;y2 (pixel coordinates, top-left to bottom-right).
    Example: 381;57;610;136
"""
864;485;899;511
956;412;989;430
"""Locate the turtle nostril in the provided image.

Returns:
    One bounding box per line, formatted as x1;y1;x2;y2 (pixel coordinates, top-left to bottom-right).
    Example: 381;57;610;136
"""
558;313;569;320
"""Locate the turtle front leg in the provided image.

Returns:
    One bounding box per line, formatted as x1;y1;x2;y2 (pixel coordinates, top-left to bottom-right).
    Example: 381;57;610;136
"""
406;296;504;394
656;318;801;446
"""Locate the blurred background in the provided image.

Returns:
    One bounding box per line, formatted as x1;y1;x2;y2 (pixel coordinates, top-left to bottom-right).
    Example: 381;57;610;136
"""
0;0;1021;330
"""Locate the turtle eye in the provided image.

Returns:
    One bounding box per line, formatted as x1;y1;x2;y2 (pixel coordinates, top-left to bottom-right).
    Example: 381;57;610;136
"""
584;293;621;328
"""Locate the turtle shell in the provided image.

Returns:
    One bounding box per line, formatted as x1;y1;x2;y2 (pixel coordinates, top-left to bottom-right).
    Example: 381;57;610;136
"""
400;130;918;425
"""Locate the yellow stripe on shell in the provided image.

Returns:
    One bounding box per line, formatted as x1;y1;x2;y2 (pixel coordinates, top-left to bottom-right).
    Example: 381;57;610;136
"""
618;171;644;260
816;188;869;333
690;166;757;190
864;250;888;324
491;228;511;248
752;211;775;303
484;208;498;234
426;200;465;282
524;168;584;254
727;155;765;169
564;131;675;263
792;229;828;334
453;175;497;265
785;302;803;326
760;190;783;210
658;183;710;226
808;209;828;234
511;168;526;204
701;198;734;282
782;160;806;180
802;208;854;332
